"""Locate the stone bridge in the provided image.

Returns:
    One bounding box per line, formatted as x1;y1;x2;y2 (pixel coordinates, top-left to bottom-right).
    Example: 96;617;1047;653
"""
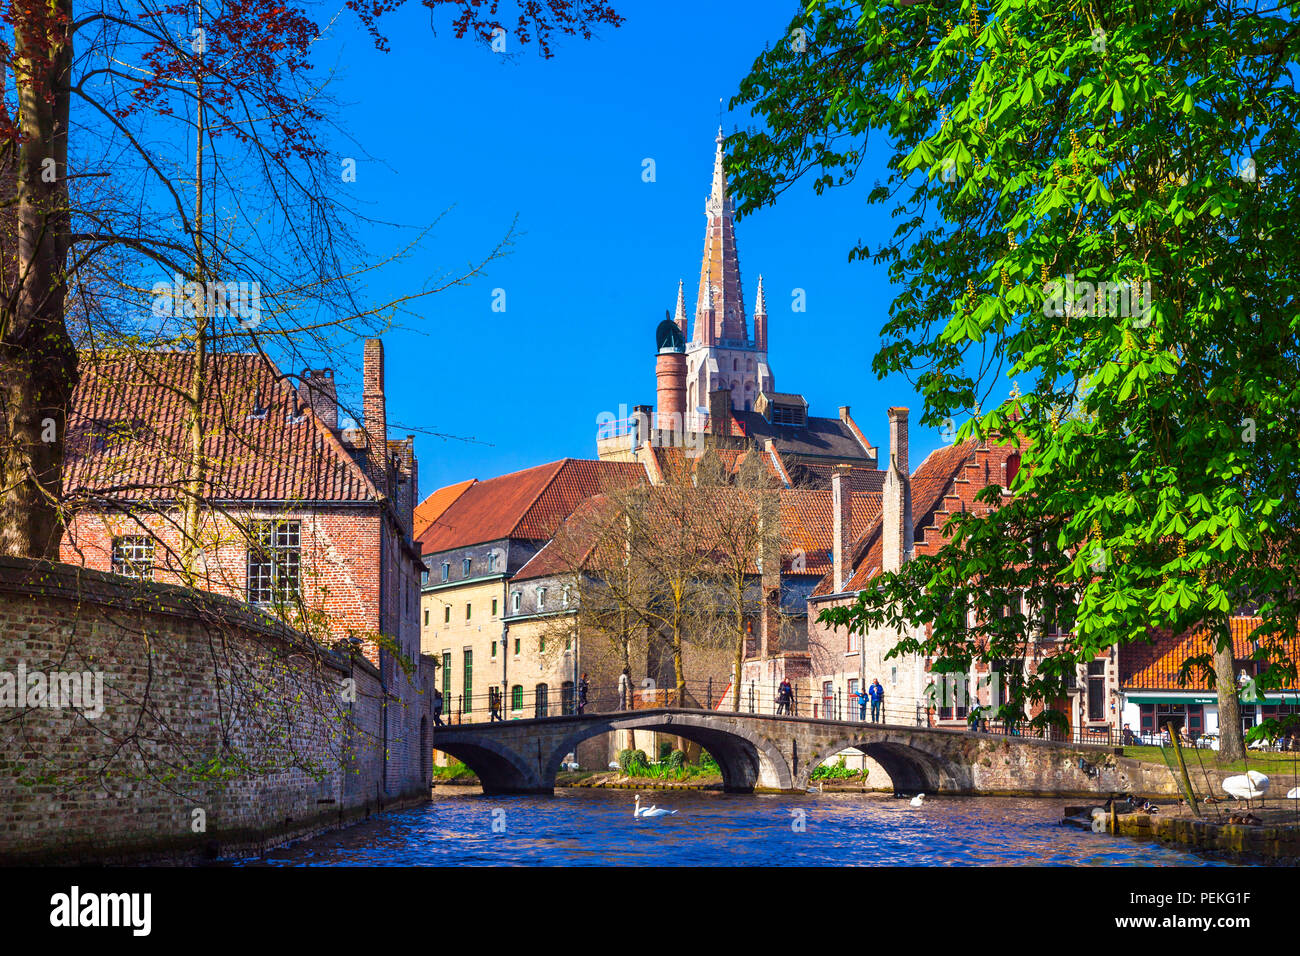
432;709;1172;797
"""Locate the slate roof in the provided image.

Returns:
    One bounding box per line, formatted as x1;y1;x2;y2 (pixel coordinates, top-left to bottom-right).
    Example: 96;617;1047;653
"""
65;351;380;504
732;410;875;462
415;459;646;556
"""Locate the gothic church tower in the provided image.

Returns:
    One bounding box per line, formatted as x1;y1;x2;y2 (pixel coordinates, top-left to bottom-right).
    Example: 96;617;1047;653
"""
681;128;775;415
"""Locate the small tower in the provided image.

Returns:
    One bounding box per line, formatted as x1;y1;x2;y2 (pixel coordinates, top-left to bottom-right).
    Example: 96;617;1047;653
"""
754;274;768;353
655;311;688;433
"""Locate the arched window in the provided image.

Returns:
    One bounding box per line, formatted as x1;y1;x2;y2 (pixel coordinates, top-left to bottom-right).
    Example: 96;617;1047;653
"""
747;359;754;371
561;680;575;716
535;683;549;718
733;358;740;370
511;684;524;712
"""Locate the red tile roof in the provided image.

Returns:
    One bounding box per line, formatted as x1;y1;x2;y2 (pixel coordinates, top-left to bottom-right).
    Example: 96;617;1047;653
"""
513;486;880;581
1121;617;1300;691
65;351;379;504
413;479;475;540
415;459;646;555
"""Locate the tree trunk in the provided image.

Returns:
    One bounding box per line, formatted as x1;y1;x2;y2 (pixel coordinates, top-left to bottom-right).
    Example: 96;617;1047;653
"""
0;1;76;559
1213;641;1245;762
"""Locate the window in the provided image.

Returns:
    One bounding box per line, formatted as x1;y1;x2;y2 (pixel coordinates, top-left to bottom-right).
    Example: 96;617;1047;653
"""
487;552;498;572
822;681;834;717
443;606;450;624
848;630;860;653
247;520;301;606
1087;660;1106;721
111;535;154;581
420;570;429;586
540;637;546;653
561;681;575;716
562;586;570;607
565;636;571;650
1005;452;1022;488
440;562;449;583
492;598;498;616
511;685;523;712
441;651;451;697
537;587;547;610
1139;703;1204;738
512;591;521;613
423;609;429;627
463;650;473;712
535;683;549;718
463;557;472;576
491;641;498;659
465;603;471;621
514;637;520;656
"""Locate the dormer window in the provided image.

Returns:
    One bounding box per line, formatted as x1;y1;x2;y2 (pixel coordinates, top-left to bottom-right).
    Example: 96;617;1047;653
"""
462;557;472;576
247;389;268;420
511;590;521;613
487;552;498;572
537;587;547;610
440;562;449;583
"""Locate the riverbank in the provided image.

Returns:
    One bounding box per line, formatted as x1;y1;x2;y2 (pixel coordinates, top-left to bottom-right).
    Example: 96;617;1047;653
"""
1065;800;1300;864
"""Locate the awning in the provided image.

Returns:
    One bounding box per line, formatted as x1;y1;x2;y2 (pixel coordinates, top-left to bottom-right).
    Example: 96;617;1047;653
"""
1124;695;1216;705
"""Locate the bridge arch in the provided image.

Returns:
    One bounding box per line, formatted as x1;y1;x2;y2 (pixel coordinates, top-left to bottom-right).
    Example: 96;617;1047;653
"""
431;734;544;793
543;713;795;793
801;731;974;794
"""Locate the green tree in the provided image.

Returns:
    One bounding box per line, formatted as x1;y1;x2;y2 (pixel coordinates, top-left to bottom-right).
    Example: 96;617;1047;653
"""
728;0;1300;759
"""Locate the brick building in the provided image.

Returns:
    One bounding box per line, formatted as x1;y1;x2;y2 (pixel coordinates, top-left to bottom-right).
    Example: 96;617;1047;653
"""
60;339;423;672
57;338;431;797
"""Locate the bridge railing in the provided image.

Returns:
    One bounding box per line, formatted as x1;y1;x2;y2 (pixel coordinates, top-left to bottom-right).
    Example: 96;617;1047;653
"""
431;682;1127;746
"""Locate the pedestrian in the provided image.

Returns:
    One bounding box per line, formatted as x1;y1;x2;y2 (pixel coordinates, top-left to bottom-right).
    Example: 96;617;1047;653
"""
855;685;868;722
868;678;884;723
618;667;630;711
577;673;589;715
776;678;793;715
432;688;444;727
489;686;503;722
1122;723;1135;746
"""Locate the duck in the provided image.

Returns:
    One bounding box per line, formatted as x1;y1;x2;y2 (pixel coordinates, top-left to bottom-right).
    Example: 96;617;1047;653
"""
910;793;926;807
633;794;676;818
1286;786;1300;800
805;784;822;794
1222;770;1269;801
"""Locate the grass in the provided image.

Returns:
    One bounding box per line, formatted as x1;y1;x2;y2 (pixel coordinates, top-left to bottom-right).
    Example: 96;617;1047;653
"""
1122;745;1300;774
430;759;478;782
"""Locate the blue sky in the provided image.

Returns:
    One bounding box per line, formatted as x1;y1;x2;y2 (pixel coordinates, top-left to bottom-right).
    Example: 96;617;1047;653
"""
319;0;953;499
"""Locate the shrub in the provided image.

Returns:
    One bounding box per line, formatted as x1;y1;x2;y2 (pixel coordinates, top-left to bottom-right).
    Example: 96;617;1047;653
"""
665;748;686;770
618;748;649;774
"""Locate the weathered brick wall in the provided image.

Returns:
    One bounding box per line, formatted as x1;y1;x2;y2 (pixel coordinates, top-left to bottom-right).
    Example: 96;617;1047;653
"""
61;506;385;646
0;558;433;864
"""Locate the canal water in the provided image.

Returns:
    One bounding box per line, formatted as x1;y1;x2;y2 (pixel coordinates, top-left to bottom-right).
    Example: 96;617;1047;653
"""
239;789;1231;866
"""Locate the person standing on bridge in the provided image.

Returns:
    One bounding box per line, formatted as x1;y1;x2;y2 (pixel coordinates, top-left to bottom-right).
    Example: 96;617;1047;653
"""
776;678;792;715
618;667;630;711
854;685;869;722
433;688;445;727
868;679;884;723
577;673;590;715
489;686;503;722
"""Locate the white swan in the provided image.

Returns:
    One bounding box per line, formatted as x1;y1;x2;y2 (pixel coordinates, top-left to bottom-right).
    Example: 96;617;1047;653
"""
1286;786;1300;800
634;794;677;818
910;793;926;807
1222;770;1270;800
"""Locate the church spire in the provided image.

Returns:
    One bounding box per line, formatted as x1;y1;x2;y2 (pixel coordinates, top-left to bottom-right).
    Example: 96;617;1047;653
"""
673;279;687;333
754;274;768;352
694;127;747;345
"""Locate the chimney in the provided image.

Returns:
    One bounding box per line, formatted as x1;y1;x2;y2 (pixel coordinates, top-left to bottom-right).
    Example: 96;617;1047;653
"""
832;464;853;593
363;339;388;495
708;388;732;436
882;407;913;572
299;369;338;430
839;405;851;423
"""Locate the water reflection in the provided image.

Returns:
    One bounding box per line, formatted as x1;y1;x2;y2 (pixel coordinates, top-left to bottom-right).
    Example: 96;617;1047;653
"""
238;789;1231;867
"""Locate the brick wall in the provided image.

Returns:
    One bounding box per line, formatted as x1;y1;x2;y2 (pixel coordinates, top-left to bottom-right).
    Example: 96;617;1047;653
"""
0;558;435;864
